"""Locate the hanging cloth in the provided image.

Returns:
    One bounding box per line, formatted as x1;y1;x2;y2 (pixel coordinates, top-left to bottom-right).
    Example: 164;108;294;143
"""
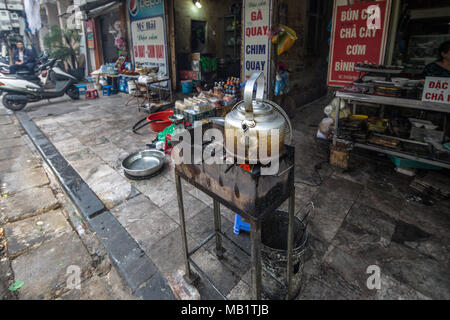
24;0;42;34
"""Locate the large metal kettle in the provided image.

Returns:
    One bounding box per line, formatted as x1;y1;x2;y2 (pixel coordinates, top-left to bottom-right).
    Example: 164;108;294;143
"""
224;72;292;162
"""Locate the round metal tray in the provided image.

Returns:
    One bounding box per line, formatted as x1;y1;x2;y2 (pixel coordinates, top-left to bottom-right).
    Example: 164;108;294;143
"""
121;149;165;178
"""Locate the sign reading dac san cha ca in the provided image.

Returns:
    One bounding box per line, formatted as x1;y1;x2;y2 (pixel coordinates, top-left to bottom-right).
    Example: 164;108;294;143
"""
422;77;450;104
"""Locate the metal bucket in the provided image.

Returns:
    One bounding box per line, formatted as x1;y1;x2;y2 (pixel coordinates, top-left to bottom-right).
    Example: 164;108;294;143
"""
261;203;314;299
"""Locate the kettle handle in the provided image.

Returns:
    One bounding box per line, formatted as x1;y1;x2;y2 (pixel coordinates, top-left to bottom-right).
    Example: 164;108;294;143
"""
243;72;264;125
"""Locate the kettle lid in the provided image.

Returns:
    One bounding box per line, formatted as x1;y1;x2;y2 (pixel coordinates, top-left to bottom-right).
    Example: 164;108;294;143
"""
236;100;273;115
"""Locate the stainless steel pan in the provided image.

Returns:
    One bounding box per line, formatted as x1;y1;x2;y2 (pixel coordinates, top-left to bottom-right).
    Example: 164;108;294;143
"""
121;149;165;178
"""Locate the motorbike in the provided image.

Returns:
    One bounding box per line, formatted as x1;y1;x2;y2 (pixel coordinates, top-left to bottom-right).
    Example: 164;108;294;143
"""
0;56;9;72
0;57;79;111
0;61;9;74
0;53;47;77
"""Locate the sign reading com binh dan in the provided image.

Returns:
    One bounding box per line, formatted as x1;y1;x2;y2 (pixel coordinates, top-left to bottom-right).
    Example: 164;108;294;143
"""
327;0;391;87
128;0;168;89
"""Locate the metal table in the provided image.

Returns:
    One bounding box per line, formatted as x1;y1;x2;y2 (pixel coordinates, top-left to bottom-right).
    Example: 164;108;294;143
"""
174;123;296;300
333;91;450;169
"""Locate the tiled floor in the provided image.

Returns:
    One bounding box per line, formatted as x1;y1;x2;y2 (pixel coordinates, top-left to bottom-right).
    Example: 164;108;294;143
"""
0;106;135;300
23;93;450;300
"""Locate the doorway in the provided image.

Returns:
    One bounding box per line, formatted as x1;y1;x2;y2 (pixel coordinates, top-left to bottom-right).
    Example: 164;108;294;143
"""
99;12;122;63
191;20;206;52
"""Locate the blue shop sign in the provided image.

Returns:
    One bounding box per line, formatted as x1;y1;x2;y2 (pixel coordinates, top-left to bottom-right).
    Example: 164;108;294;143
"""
128;0;164;21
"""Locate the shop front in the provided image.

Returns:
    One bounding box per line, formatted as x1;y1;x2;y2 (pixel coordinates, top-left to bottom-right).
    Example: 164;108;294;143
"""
171;0;312;121
77;0;332;119
173;0;244;92
172;0;333;118
323;0;450;172
80;0;129;73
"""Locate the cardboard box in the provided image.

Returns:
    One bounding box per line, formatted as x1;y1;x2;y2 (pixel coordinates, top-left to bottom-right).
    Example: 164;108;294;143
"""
179;70;189;80
191;53;200;61
330;145;349;169
180;70;200;80
188;71;199;80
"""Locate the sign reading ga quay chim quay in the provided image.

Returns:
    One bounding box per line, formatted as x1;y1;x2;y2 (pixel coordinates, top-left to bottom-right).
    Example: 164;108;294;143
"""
422;77;450;104
128;0;168;89
327;0;391;87
242;0;272;97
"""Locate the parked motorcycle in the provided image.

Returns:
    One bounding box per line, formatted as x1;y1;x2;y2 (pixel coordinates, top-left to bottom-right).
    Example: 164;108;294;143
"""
0;56;9;71
0;53;47;77
0;58;79;111
0;61;9;75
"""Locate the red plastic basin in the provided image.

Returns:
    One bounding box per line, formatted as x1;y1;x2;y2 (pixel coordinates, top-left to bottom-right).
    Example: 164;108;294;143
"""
146;110;173;132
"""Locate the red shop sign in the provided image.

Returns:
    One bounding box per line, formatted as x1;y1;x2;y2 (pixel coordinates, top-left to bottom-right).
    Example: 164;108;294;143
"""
327;0;391;87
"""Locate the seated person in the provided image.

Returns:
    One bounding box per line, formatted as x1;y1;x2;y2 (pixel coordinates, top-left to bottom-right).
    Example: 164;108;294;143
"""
9;41;37;74
422;41;450;78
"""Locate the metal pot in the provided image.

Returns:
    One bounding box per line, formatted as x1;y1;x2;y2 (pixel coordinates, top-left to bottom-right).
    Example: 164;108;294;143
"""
224;72;292;162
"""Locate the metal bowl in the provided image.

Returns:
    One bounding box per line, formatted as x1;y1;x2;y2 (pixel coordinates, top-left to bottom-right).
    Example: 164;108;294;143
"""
121;149;165;178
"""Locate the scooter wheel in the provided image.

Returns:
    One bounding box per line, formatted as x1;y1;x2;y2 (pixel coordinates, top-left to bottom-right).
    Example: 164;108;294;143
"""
66;85;80;100
2;94;27;111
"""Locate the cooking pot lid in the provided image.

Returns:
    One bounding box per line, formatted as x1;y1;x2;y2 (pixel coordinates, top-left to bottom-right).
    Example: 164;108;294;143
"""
236;100;273;115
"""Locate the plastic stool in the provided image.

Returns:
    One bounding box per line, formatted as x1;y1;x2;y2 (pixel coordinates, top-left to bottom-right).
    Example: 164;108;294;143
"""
164;134;173;154
85;89;99;99
102;85;115;96
234;214;251;234
75;84;87;95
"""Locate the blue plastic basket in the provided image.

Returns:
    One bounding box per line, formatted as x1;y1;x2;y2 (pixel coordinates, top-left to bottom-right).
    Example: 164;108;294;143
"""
388;155;440;170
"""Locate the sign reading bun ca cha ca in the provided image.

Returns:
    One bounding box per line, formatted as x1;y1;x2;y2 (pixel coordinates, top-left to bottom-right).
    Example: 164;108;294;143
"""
327;0;391;87
128;0;168;88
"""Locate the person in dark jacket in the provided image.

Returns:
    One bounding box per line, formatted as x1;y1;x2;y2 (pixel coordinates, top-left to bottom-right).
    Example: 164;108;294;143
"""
10;40;37;74
422;41;450;78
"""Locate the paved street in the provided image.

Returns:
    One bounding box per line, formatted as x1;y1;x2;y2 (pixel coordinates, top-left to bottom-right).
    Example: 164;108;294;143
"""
0;106;135;300
1;93;449;299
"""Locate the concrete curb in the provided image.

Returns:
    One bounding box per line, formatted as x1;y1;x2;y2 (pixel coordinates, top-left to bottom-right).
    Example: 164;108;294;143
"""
15;112;105;220
16;112;175;300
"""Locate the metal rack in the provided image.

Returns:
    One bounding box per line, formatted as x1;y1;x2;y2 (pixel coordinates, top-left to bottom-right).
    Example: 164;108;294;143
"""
222;14;241;60
333;91;450;169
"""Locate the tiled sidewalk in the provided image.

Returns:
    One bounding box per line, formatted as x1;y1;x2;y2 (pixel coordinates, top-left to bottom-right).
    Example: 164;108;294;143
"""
17;93;450;299
0;105;135;300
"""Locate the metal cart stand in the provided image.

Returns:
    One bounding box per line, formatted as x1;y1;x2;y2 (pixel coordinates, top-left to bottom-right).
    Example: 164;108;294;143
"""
174;123;296;300
333;91;450;169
